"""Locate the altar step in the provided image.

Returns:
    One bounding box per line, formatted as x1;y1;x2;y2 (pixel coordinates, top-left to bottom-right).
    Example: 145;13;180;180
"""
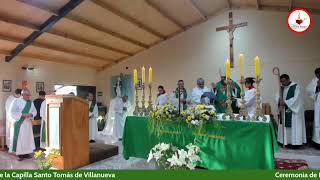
89;143;118;164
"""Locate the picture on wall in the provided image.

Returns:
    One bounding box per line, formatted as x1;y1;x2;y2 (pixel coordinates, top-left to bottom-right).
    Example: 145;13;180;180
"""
36;82;44;92
2;80;12;92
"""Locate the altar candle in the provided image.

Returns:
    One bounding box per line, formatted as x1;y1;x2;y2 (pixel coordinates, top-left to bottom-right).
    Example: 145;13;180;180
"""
225;59;231;79
239;54;244;77
254;56;261;77
148;67;153;84
142;66;145;84
133;69;138;85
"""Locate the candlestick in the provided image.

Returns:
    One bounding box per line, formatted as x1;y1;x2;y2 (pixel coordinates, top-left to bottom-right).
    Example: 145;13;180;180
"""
148;67;153;84
141;83;147;115
142;66;145;84
133;69;138;85
254;56;260;77
222;78;235;120
226;59;231;79
251;76;267;121
235;76;249;121
239;54;244;77
133;85;140;115
147;84;153;113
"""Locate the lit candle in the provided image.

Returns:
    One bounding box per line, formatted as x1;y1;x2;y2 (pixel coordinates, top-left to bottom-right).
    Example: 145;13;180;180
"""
148;67;153;84
133;69;138;85
225;59;231;79
141;66;145;84
254;56;261;77
239;54;244;77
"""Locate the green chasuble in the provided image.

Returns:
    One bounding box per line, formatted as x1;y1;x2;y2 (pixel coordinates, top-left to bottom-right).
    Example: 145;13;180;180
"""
12;100;32;152
215;80;241;113
283;84;297;127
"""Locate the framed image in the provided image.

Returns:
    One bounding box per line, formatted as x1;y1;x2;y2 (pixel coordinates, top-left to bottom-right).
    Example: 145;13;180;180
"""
2;80;12;92
36;82;44;93
137;79;142;90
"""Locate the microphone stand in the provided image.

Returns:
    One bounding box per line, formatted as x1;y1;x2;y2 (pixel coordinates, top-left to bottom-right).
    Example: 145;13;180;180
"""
178;87;181;115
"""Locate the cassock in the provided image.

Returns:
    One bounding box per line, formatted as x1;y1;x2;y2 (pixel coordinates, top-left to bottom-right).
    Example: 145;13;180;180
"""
89;100;99;141
215;80;241;113
191;87;211;104
39;100;46;149
306;78;320;144
9;98;36;155
275;82;306;145
237;87;257;114
170;88;190;111
5;95;17;147
155;93;169;106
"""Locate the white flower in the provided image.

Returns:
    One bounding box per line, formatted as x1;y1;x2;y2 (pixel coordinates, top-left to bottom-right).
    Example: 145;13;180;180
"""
167;153;182;167
153;151;163;161
159;143;170;151
186;162;197;170
191;120;200;126
147;151;154;162
177;149;188;165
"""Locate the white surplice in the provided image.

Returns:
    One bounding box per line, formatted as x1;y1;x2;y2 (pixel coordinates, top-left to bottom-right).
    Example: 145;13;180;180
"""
39;100;46;148
191;86;211;104
275;82;307;145
89;101;98;141
5;95;17;147
9;98;36;155
306;78;320;144
237;88;257;115
155;93;169;106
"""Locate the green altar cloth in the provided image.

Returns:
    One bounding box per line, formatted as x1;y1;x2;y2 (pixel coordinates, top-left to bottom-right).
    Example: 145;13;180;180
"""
122;116;278;169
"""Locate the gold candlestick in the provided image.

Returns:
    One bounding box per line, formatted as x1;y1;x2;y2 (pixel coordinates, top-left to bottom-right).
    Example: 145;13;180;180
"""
133;85;140;115
147;84;153;113
141;83;147;115
251;76;267;121
222;78;235;120
236;76;249;120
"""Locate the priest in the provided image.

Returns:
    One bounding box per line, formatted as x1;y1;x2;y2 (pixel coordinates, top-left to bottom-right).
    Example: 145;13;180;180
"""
306;68;320;145
215;69;241;113
10;89;36;161
191;78;211;104
5;89;22;149
276;74;306;147
171;80;190;112
87;92;98;143
39;100;46;149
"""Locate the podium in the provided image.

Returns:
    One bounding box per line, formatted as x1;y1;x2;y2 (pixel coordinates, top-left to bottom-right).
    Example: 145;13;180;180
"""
45;95;89;169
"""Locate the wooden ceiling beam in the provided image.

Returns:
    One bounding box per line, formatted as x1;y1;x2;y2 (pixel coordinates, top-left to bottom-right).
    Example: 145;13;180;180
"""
256;0;261;10
227;0;232;9
17;0;149;49
260;5;320;15
91;0;165;40
289;0;293;11
145;0;185;30
5;0;84;62
187;0;207;20
0;34;116;63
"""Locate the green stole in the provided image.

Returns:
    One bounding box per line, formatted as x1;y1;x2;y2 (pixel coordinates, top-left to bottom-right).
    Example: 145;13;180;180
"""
12;100;32;152
284;84;297;127
89;99;96;113
175;88;188;110
214;80;241;113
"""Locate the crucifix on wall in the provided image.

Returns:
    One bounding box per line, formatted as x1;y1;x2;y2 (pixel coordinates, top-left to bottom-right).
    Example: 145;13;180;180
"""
216;12;248;67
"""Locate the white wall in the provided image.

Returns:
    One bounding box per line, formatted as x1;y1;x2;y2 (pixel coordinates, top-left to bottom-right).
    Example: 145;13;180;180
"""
97;10;320;115
0;57;98;134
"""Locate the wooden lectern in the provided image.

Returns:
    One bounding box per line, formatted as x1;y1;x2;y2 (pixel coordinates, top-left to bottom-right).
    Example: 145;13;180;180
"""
45;95;89;169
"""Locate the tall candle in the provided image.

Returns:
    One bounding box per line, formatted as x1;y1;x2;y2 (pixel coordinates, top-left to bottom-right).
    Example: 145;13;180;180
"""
254;56;261;77
148;67;153;84
142;66;145;84
133;69;138;85
239;54;244;77
225;59;231;79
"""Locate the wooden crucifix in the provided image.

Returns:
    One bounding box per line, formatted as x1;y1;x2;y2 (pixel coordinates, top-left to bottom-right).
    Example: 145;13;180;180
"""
216;12;248;67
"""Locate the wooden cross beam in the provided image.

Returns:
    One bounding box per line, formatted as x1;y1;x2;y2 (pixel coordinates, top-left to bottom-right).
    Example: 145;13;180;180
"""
216;12;248;67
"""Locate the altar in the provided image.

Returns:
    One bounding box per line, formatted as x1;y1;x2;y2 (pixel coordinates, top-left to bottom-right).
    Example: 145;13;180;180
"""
122;115;278;169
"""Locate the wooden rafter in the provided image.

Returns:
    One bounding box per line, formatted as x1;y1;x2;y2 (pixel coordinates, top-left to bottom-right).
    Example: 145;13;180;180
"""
260;5;320;15
256;0;261;10
187;0;207;20
145;0;185;30
91;0;165;39
227;0;232;9
0;35;116;63
17;0;149;49
289;0;293;11
5;0;84;62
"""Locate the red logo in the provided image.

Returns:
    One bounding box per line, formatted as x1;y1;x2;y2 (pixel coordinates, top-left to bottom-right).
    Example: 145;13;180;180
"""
287;8;312;34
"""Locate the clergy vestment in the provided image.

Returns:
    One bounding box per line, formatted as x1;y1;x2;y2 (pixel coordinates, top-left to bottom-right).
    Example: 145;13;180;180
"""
34;98;45;148
306;78;320;144
276;82;306;145
5;95;18;147
122;101;133;130
9;98;36;155
191;86;211;104
155;93;169;106
237;87;257;114
215;80;241;113
170;88;190;111
89;100;99;141
39;100;46;148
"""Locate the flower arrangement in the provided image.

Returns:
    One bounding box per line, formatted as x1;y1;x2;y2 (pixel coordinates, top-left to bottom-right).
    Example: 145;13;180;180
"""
147;143;201;170
181;105;216;126
34;148;61;170
150;103;178;121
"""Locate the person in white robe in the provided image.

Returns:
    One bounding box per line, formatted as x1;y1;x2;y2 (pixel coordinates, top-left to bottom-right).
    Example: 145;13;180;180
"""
122;96;133;128
155;85;169;106
306;68;320;145
10;89;36;161
39;100;46;149
275;74;306;146
5;89;22;149
236;77;257;115
191;78;211;104
170;80;191;113
87;92;98;143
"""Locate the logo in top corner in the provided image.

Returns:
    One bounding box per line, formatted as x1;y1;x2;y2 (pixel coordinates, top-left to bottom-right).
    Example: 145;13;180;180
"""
287;8;312;34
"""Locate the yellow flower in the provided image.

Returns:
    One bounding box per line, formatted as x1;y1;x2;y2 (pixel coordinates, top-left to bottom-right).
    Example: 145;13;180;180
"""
187;116;192;122
34;150;43;158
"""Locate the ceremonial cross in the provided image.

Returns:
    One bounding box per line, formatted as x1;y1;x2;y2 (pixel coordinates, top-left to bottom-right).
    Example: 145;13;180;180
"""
216;12;248;67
